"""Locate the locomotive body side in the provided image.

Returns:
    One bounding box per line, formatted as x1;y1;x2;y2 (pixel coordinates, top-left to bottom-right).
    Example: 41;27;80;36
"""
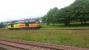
7;23;41;30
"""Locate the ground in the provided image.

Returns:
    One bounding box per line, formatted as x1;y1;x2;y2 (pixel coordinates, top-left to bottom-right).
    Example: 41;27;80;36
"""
0;47;8;50
0;28;89;48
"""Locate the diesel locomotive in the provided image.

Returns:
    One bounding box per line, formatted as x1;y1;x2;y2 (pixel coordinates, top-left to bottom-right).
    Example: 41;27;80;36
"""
7;20;41;30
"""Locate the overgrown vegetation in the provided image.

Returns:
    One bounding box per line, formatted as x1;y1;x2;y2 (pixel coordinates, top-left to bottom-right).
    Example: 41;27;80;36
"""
0;29;89;48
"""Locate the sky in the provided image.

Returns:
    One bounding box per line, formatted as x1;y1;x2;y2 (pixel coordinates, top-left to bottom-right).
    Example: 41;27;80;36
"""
0;0;75;22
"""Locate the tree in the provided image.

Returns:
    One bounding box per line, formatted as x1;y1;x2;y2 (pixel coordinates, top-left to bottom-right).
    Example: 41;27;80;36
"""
42;0;89;26
56;0;89;25
45;7;59;25
64;0;89;24
0;22;5;28
42;15;48;24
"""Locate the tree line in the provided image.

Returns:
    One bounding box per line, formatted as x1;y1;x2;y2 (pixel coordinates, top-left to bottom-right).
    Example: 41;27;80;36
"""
0;22;5;28
42;0;89;26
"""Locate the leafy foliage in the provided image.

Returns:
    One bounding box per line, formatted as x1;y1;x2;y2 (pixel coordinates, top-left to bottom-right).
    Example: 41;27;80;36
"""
42;0;89;26
0;22;5;28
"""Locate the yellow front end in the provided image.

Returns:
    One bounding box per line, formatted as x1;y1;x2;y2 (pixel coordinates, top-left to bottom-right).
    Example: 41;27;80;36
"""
7;23;26;29
14;23;25;28
7;25;12;28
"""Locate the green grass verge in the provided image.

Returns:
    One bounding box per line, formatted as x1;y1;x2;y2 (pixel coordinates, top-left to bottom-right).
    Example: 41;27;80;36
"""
0;29;89;48
42;23;89;27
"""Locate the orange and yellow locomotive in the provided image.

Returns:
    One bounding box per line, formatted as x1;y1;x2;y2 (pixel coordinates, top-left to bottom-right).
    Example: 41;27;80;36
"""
7;20;41;29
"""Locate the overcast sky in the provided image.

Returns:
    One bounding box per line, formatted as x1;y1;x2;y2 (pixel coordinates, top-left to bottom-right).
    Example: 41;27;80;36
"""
0;0;75;22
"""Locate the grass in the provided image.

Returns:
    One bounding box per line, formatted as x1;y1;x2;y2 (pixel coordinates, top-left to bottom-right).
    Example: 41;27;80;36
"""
41;24;89;30
42;23;89;27
0;29;89;48
0;47;8;50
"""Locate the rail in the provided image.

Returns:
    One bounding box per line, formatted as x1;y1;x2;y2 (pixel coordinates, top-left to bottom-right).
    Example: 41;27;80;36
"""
0;40;89;50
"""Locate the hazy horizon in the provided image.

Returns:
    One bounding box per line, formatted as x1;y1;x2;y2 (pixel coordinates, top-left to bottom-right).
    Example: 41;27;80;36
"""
0;0;75;22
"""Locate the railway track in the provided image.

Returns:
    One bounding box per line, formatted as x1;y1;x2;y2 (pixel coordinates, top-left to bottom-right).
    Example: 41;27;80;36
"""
0;40;63;50
0;40;89;50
